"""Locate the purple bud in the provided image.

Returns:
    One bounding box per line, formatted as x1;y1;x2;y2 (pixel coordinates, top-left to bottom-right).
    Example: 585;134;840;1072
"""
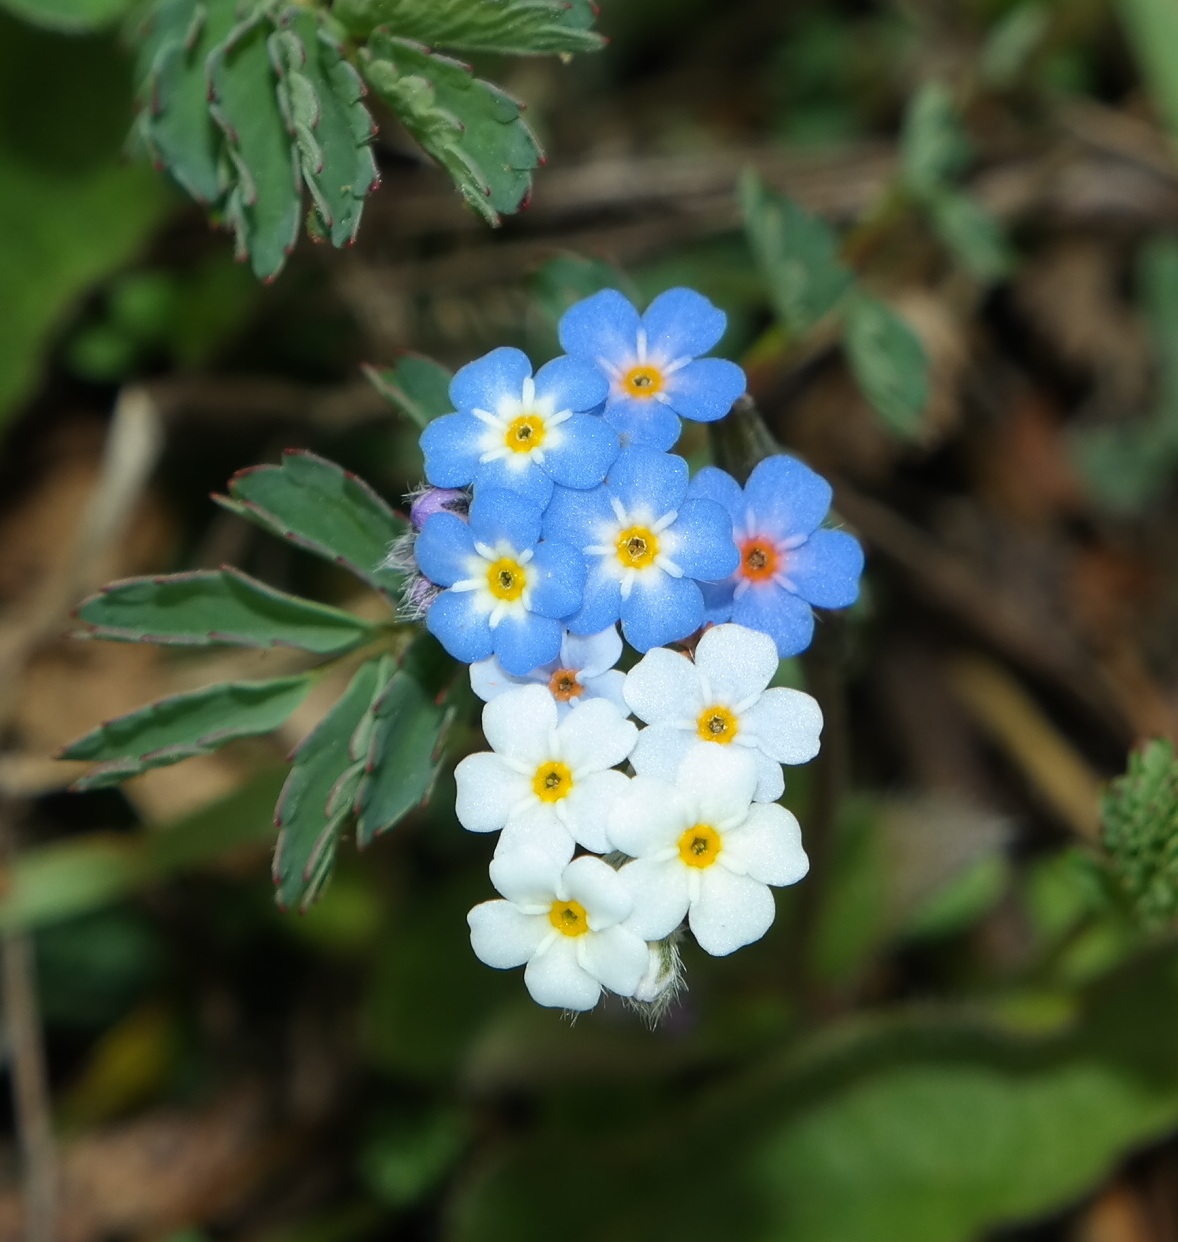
401;574;441;619
410;487;470;530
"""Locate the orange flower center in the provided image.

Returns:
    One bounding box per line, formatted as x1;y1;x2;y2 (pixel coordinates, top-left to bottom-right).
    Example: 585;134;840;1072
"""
678;823;722;869
622;365;664;398
740;537;779;582
548;668;585;702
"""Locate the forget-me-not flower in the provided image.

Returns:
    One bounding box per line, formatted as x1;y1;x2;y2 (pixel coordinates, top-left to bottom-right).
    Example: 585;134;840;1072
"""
558;288;747;450
542;446;739;652
415;487;585;675
420;346;616;508
687;455;864;658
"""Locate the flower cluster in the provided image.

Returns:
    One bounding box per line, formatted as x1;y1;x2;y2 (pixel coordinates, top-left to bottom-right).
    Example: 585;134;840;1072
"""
397;287;865;1014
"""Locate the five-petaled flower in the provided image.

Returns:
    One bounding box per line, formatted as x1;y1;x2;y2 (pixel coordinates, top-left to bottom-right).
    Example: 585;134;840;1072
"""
559;288;747;450
421;346;617;508
687;455;864;658
624;623;823;802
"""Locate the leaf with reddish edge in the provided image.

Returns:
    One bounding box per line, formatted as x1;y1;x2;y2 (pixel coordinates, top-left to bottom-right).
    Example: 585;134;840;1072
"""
214;449;407;598
363;354;454;430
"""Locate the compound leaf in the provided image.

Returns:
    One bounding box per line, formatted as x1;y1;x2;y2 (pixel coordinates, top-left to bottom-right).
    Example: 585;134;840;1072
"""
62;675;312;789
843;291;929;439
74;567;377;653
363;354;454;429
216;450;407;597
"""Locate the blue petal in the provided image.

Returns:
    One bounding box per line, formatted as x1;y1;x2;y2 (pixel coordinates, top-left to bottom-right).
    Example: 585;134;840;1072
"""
607;446;688;517
468;487;542;551
743;454;832;539
603;397;682;451
641;287;727;360
543;413;619;491
699;576;736;625
493;612;564;676
787;528;864;609
686;465;742;520
534;354;610;413
527;541;586;618
419;413;485;488
664;358;747;423
566;566;622;635
474;455;554;509
450;346;532;413
542;483;614;548
666;498;739;581
426;590;494;663
621;573;703;652
732;583;815;658
558;289;640;364
414;512;476;586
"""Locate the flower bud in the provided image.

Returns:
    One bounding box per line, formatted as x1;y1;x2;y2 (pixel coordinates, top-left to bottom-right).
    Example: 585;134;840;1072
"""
410;486;470;530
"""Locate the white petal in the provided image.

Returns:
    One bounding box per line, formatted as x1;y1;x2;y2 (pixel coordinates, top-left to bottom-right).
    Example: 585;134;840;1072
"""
556;697;638;772
623;646;704;725
561;625;622;679
469;656;539;703
579;668;629;715
482;684;558;763
562;768;631;853
454;752;530;833
495;802;575;861
578;924;650;997
488;841;569;905
525;937;601;1010
468;900;548;968
693;623;779;702
750;748;785;802
618;857;690;940
629;724;695;784
689;868;776;956
724;803;810;887
606;775;690;857
676;747;759;825
743;687;823;765
561;853;633;928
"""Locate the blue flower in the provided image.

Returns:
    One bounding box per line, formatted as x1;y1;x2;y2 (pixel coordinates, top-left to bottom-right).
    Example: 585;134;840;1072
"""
543;447;739;652
558;288;747;451
415;487;586;675
420;346;616;508
686;456;864;658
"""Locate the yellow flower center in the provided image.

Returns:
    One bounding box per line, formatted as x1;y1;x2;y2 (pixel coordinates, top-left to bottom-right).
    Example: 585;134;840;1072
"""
487;557;526;601
740;537;779;582
548;898;590;936
532;760;574;803
504;414;546;453
696;705;738;744
678;823;722;869
622;365;664;398
615;525;659;569
548;668;585;702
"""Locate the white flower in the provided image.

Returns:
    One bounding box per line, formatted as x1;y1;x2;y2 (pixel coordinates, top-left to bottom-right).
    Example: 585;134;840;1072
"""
623;622;823;801
468;848;650;1010
609;746;809;956
469;625;628;719
455;683;637;856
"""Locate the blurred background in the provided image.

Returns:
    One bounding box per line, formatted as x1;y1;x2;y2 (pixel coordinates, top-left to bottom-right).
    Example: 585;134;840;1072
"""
5;0;1178;1238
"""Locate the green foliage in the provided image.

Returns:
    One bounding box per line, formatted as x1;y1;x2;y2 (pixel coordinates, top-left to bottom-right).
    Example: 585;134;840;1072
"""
362;34;542;224
925;189;1012;282
214;450;407;596
61;676;313;789
74;568;378;653
1101;739;1178;929
0;0;131;30
334;0;604;55
843;292;929;439
364;355;455;430
1115;0;1178;149
532;253;634;326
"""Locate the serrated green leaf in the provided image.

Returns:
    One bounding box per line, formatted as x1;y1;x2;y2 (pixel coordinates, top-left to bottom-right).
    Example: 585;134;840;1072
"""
899;80;971;197
739;169;853;336
926;188;1013;282
135;0;239;204
336;0;603;55
843;292;929;438
74;566;378;653
363;33;541;222
271;9;378;247
0;0;132;32
216;450;407;597
273;656;394;911
61;675;312;789
363;355;454;429
209;13;302;280
356;636;457;846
